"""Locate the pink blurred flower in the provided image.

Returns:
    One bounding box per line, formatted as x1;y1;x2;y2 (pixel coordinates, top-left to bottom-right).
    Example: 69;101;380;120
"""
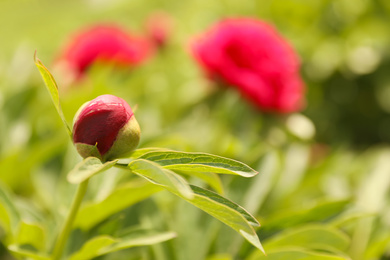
58;24;153;78
192;18;305;113
145;12;173;48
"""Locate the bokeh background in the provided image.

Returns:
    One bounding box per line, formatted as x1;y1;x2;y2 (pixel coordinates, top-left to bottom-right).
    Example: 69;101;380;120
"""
1;0;390;259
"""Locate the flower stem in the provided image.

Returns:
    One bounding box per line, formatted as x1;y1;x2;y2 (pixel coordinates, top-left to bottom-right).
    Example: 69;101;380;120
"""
52;179;89;260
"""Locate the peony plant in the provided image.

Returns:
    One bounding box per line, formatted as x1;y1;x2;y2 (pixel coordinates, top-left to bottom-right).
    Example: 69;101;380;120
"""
12;53;266;260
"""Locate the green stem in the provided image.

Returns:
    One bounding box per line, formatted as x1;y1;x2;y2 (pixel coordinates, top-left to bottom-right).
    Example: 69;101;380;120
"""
52;179;89;260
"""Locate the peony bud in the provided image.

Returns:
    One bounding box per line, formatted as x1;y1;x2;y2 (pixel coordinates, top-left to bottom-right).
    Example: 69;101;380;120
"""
72;94;140;161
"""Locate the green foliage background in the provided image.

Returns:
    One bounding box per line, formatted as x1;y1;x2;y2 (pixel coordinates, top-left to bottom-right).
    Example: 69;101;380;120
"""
1;0;390;259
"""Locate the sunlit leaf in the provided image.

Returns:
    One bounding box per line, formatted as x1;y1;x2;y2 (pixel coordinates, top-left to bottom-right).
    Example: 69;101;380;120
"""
139;151;258;177
128;159;263;252
264;225;350;253
69;231;176;260
129;147;166;159
33;51;72;136
8;245;50;260
69;236;116;260
179;170;224;194
67;157;118;184
15;221;46;251
248;248;350;260
183;185;263;253
261;199;349;239
101;231;177;255
0;183;20;233
75;179;162;230
128;159;194;199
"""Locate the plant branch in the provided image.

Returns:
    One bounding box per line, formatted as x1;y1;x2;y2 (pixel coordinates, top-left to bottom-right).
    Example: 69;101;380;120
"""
52;179;89;260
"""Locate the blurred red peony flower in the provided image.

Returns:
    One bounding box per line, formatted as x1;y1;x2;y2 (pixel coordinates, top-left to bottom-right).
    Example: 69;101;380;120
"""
58;24;153;78
192;18;305;113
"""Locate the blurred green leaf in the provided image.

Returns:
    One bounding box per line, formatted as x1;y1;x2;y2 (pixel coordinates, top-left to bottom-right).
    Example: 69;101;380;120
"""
0;204;10;233
75;179;162;230
15;221;46;251
139;151;258;177
248;248;350;260
264;225;350;253
128;159;194;199
67;157;118;184
100;231;176;255
206;254;233;260
69;231;176;260
7;245;50;260
69;236;116;260
0;183;20;234
33;51;71;136
261;199;349;238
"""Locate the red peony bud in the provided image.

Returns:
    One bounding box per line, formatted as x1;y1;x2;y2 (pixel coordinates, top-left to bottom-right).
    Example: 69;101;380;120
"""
73;94;140;161
192;18;305;113
57;24;153;78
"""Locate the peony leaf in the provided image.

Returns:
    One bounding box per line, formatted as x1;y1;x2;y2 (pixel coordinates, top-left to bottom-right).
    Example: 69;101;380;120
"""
74;179;162;230
179;170;224;194
179;185;263;253
34;51;72;136
15;221;46;251
139;151;258;177
263;225;350;253
68;236;116;260
248;248;350;260
100;231;177;255
0;183;20;234
128;159;194;199
69;231;176;260
129;147;166;159
67;157;118;184
128;159;263;253
8;245;50;260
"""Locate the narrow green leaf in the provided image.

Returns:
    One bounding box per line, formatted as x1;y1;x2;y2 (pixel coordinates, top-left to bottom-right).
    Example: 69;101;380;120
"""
179;170;224;194
206;254;233;260
260;199;349;239
101;231;177;255
75;180;162;230
139;151;258;177
129;147;166;159
34;51;71;136
69;231;176;260
182;185;264;253
191;185;259;227
67;157;118;184
128;159;194;199
15;221;46;251
248;248;350;260
69;236;116;260
0;204;10;232
264;225;350;253
128;159;263;253
0;183;20;233
8;245;50;260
